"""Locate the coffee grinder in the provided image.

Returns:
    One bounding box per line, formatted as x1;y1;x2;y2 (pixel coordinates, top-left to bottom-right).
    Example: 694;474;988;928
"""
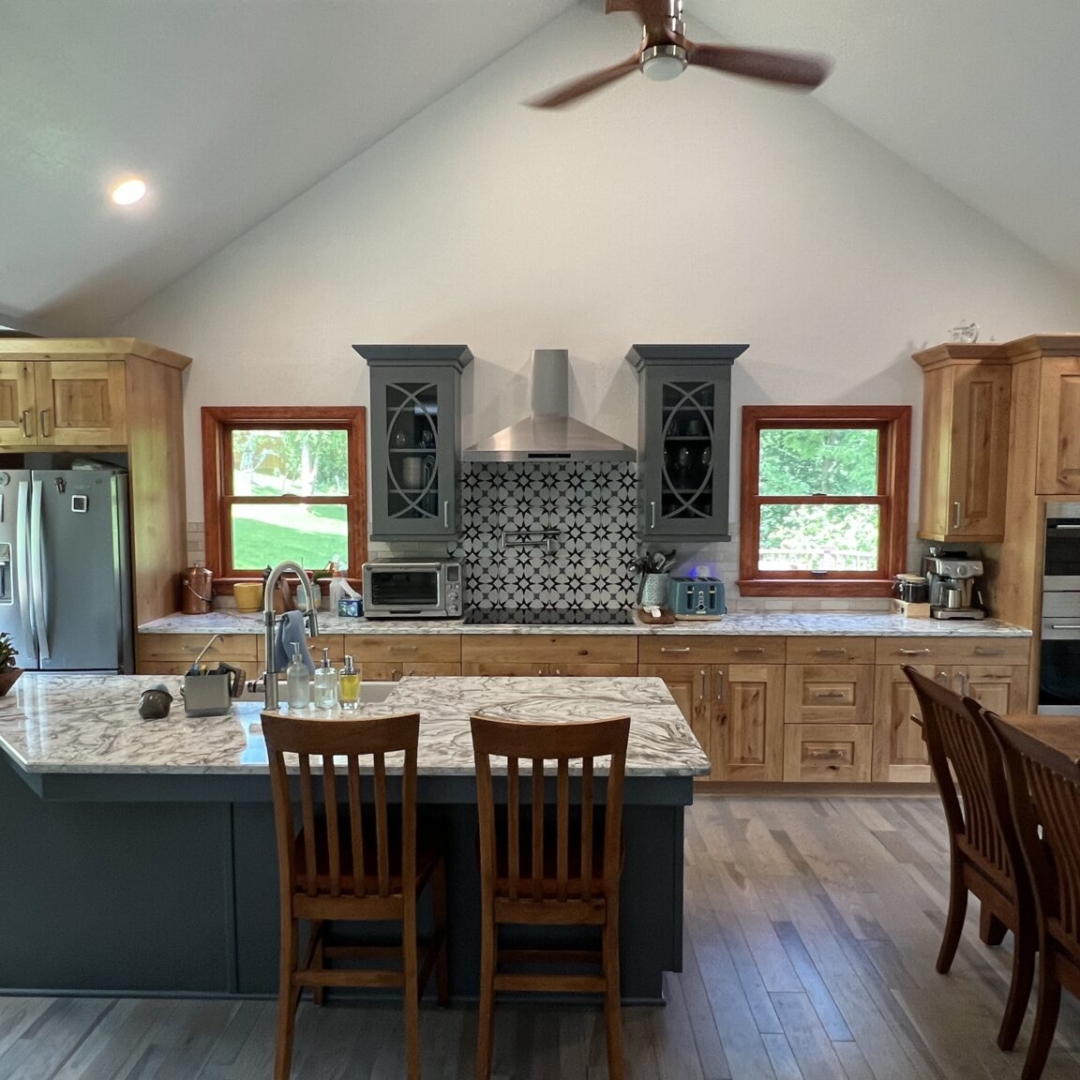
924;548;986;620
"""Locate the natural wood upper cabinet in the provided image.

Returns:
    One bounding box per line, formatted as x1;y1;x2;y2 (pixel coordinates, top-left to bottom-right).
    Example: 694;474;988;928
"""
1036;355;1080;494
912;346;1012;542
0;358;127;449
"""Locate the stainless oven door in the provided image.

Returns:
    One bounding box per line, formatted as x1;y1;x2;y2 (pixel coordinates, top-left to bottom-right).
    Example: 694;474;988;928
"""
1043;502;1080;590
1038;591;1080;714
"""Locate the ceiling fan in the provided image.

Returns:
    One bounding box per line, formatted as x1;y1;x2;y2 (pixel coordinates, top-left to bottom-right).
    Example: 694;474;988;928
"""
529;0;831;108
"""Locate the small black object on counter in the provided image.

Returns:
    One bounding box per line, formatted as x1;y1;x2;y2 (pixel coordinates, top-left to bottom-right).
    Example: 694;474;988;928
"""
139;684;174;720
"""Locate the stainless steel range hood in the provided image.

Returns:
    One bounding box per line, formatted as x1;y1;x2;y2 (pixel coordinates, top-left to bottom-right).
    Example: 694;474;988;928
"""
463;349;634;463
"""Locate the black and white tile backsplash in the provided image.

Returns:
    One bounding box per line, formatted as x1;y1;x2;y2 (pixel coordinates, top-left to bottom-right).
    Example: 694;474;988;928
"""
457;462;638;610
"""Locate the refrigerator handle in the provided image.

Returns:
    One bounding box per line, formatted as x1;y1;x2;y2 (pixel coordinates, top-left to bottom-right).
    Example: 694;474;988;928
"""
15;481;36;657
29;479;50;660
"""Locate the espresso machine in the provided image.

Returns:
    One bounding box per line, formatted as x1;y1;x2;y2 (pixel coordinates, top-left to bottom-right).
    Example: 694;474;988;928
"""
924;552;986;620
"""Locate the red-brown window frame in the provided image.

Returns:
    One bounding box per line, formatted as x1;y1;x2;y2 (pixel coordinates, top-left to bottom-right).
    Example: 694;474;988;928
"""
739;405;911;598
202;406;367;589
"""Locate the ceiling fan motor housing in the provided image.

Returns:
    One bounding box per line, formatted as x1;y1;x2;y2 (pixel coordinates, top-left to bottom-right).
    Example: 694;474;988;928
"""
640;43;688;80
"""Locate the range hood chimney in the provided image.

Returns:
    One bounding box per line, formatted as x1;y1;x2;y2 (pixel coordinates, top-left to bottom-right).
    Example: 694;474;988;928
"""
463;349;634;463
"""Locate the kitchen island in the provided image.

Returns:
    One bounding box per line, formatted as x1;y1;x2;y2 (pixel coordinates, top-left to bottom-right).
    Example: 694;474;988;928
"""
0;673;708;1001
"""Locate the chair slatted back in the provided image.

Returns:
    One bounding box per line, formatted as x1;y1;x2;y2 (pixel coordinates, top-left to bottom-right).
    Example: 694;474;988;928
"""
902;667;1019;888
470;714;630;906
987;711;1080;944
262;712;420;902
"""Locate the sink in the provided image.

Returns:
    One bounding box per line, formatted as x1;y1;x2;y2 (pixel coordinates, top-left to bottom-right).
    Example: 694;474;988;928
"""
236;681;396;705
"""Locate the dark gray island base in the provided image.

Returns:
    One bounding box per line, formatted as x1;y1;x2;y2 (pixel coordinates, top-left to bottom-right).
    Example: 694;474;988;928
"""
0;675;709;1002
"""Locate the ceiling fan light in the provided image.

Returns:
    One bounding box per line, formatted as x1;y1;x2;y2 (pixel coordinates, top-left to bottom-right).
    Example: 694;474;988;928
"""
639;44;687;82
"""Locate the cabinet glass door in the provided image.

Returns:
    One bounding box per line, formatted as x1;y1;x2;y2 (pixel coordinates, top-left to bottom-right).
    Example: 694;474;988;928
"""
383;381;442;524
659;380;716;524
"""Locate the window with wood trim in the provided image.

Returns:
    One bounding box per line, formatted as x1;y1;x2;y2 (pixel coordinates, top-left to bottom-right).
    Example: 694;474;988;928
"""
202;406;367;585
739;406;910;597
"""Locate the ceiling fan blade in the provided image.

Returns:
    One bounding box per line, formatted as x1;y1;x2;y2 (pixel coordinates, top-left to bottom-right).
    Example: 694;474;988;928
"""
528;55;641;108
604;0;644;12
685;42;831;90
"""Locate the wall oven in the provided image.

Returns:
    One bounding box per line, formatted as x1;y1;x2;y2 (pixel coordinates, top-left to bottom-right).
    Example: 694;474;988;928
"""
362;560;462;619
1039;502;1080;714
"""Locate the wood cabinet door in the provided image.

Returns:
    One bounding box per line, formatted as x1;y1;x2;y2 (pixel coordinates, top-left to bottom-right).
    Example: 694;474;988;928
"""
639;663;710;764
34;360;127;447
712;663;784;781
918;362;1011;541
871;664;932;782
1037;355;1080;494
944;663;1031;716
0;361;37;447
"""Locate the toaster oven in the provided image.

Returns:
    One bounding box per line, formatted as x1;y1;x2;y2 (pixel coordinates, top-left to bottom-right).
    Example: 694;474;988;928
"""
361;560;462;618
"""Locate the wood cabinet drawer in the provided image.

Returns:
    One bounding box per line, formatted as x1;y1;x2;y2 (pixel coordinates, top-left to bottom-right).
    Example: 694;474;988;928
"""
460;635;636;665
361;662;461;682
874;636;1030;666
786;637;875;665
784;725;873;783
784;665;874;724
344;635;461;664
638;635;785;666
136;633;258;665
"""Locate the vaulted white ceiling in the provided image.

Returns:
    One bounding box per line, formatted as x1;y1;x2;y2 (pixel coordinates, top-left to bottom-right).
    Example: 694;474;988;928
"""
2;0;1077;335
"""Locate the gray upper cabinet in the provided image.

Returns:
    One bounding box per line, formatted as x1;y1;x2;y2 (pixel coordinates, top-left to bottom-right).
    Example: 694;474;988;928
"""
353;345;473;541
626;344;746;542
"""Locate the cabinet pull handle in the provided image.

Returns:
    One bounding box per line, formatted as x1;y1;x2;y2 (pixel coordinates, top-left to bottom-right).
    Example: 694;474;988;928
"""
555;668;560;676
40;408;51;437
660;646;691;653
813;692;846;701
974;647;1004;656
958;671;969;695
699;669;706;697
715;671;723;700
20;409;32;438
953;501;962;529
899;648;931;655
814;647;848;656
389;645;419;655
443;500;449;528
808;748;844;760
735;646;764;654
650;501;657;529
1050;623;1080;630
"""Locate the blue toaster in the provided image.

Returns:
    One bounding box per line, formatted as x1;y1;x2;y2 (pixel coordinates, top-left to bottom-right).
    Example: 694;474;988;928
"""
668;577;726;619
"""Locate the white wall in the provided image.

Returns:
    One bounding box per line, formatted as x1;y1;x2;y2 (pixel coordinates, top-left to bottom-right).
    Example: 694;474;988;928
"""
116;5;1079;527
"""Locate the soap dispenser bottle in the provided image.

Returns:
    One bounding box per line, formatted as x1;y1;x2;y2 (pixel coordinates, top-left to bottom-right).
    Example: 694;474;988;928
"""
313;647;338;709
338;654;360;710
285;642;311;709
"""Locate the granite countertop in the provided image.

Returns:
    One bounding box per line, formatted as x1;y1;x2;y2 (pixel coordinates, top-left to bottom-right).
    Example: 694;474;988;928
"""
138;610;1032;638
0;674;710;778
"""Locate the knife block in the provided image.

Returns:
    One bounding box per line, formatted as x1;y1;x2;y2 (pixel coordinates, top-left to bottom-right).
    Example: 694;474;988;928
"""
183;672;232;717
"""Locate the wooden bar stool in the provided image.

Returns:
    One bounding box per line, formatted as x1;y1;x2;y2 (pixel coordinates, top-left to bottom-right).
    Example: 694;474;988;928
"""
985;709;1080;1080
262;711;449;1080
902;666;1036;1050
469;712;630;1080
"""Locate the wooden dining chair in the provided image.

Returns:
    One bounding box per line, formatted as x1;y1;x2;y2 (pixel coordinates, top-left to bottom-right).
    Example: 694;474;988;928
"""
985;709;1080;1080
469;712;631;1080
262;711;449;1080
901;666;1036;1050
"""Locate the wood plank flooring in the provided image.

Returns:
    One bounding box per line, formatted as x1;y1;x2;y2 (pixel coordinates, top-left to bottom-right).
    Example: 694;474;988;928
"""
3;794;1079;1079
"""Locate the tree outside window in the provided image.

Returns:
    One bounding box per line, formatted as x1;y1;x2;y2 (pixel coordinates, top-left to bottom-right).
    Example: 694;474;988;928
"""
739;406;910;597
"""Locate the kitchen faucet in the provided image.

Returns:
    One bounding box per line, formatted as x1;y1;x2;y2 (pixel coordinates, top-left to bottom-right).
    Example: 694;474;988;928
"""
262;561;319;709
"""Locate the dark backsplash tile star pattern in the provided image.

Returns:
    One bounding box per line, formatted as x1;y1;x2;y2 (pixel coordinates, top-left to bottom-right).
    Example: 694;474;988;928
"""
457;462;638;611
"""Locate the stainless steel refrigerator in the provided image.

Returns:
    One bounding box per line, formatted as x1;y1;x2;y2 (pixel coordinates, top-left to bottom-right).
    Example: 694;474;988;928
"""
0;468;134;673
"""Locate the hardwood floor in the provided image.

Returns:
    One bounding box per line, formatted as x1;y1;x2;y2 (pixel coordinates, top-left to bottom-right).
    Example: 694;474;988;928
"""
3;795;1079;1079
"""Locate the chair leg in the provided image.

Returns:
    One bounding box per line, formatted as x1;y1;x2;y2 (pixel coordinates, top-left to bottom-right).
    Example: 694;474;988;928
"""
603;914;625;1080
475;911;496;1080
937;851;968;973
404;899;421;1080
980;905;1008;947
275;914;302;1080
1023;952;1062;1080
997;919;1036;1051
432;856;450;1007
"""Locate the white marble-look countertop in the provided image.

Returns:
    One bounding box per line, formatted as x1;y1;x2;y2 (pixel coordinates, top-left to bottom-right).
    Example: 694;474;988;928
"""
139;610;1031;638
0;674;710;778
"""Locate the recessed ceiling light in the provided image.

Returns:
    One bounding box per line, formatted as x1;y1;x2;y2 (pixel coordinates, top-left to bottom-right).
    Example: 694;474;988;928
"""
110;178;147;206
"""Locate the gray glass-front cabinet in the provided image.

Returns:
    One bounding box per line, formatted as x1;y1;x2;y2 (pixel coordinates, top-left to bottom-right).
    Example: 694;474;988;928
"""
353;345;472;541
626;344;746;541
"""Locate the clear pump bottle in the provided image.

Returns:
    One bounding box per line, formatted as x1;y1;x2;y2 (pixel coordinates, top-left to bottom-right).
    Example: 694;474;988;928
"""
338;654;360;710
313;647;338;709
285;641;311;709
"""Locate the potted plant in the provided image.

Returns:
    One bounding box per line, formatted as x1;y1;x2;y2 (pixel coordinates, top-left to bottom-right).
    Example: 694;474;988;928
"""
0;632;21;695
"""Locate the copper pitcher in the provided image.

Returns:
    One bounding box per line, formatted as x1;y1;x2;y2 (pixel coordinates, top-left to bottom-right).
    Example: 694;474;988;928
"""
182;563;213;614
